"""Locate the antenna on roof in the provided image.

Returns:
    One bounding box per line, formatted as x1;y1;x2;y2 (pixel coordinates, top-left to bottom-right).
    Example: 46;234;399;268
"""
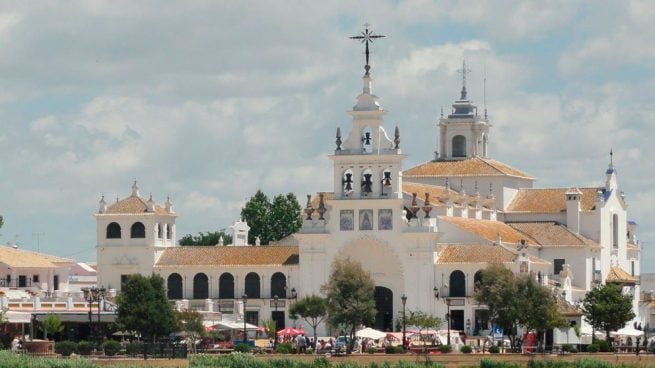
483;64;488;120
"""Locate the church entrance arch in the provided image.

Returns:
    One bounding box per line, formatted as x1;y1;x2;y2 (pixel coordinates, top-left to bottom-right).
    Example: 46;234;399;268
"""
374;286;393;332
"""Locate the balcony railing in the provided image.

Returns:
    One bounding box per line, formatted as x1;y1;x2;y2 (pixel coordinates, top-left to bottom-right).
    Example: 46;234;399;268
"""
0;278;33;288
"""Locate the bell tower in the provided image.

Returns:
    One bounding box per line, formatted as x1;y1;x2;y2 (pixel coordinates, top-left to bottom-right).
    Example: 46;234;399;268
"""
330;25;405;202
438;61;491;160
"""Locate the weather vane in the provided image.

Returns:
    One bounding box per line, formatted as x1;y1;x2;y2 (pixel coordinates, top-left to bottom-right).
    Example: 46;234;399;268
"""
350;23;385;74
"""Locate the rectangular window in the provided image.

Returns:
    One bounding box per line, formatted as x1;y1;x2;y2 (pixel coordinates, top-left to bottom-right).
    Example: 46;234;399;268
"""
245;311;259;326
554;259;565;275
632;261;635;276
121;274;129;290
53;275;59;291
613;214;619;249
359;209;373;230
379;209;393;230
18;275;27;288
32;275;40;283
340;210;354;231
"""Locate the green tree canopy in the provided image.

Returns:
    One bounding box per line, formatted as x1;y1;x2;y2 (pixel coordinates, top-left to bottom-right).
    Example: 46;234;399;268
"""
321;257;376;354
240;190;302;245
175;310;205;353
406;310;443;354
116;274;176;342
475;264;565;351
179;231;232;246
582;283;635;344
290;295;327;353
41;313;64;341
0;215;3;229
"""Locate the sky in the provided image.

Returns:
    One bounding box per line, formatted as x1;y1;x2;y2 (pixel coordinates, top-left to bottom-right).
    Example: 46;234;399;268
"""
0;1;653;271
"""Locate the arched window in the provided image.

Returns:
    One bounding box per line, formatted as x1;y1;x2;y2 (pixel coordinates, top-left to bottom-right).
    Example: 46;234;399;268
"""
245;272;260;298
342;169;354;196
193;273;208;299
613;214;619;249
474;270;483;292
219;273;234;299
270;272;286;298
130;222;146;238
167;273;183;300
106;222;121;239
452;135;467;157
166;224;173;239
361;168;373;195
449;270;466;297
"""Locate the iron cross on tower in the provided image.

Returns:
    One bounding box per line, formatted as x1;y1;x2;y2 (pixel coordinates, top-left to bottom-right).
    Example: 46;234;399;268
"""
350;23;385;74
457;60;472;100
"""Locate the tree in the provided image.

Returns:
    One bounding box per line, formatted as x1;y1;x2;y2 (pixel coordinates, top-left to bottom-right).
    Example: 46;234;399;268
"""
116;274;176;345
475;265;565;352
179;231;232;246
41;313;64;341
0;215;3;229
290;295;327;353
269;193;302;241
582;283;635;345
516;275;567;351
240;190;302;245
261;319;277;344
475;265;521;351
406;310;443;357
321;257;376;354
175;310;205;354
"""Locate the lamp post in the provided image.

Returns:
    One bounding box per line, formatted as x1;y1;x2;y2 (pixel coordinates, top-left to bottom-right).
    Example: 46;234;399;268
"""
466;318;471;336
273;294;279;350
445;298;451;346
82;286;106;347
401;294;407;352
242;293;248;346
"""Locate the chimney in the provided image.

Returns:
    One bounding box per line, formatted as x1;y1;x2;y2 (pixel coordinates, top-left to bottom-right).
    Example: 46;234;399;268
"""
566;188;582;233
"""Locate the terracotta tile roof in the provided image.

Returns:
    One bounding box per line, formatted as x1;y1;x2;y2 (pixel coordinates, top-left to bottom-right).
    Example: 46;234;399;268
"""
0;246;74;268
557;299;583;316
105;195;172;216
155;246;299;267
506;188;600;213
436;243;517;264
606;266;638;285
403;157;533;179
508;222;599;247
402;182;449;207
439;216;534;245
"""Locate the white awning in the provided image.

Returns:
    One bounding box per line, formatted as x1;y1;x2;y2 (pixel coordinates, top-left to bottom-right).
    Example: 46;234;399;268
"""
5;311;32;323
210;321;258;331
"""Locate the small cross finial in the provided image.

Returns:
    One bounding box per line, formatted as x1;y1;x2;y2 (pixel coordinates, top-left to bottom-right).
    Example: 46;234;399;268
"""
457;60;472;100
350;23;385;74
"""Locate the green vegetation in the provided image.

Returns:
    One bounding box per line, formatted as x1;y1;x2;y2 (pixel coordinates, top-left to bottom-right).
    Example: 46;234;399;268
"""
179;231;232;246
76;340;94;355
41;313;64;341
289;294;328;352
116;273;176;343
241;190;302;245
460;344;473;354
54;340;77;357
321;257;376;354
103;340;121;356
582;283;635;345
175;309;205;354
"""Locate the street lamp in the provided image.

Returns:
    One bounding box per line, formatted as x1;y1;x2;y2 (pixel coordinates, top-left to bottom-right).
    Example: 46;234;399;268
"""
273;294;279;349
401;294;407;352
242;293;248;346
82;286;106;347
445;298;451;346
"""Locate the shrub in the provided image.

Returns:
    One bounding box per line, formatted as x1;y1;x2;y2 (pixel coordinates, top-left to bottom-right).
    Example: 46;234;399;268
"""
55;340;77;357
126;341;143;356
587;344;599;353
437;344;452;353
460;344;473;354
597;340;612;352
488;345;500;354
234;343;251;353
481;359;521;368
276;342;292;353
103;340;121;356
367;346;377;354
313;356;331;368
305;347;313;354
385;345;404;354
77;340;94;355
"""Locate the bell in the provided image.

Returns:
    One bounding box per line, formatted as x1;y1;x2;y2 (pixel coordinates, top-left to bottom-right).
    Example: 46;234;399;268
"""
362;173;373;193
343;173;353;192
362;132;372;145
383;171;392;186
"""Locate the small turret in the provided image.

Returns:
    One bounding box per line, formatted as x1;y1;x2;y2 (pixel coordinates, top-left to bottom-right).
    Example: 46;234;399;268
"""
131;180;140;197
146;194;155;212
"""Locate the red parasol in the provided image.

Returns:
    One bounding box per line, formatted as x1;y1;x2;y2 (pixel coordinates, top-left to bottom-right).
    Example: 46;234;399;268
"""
277;327;300;336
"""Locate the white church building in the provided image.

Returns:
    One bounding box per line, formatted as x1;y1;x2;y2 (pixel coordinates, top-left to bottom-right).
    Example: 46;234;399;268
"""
95;43;643;346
